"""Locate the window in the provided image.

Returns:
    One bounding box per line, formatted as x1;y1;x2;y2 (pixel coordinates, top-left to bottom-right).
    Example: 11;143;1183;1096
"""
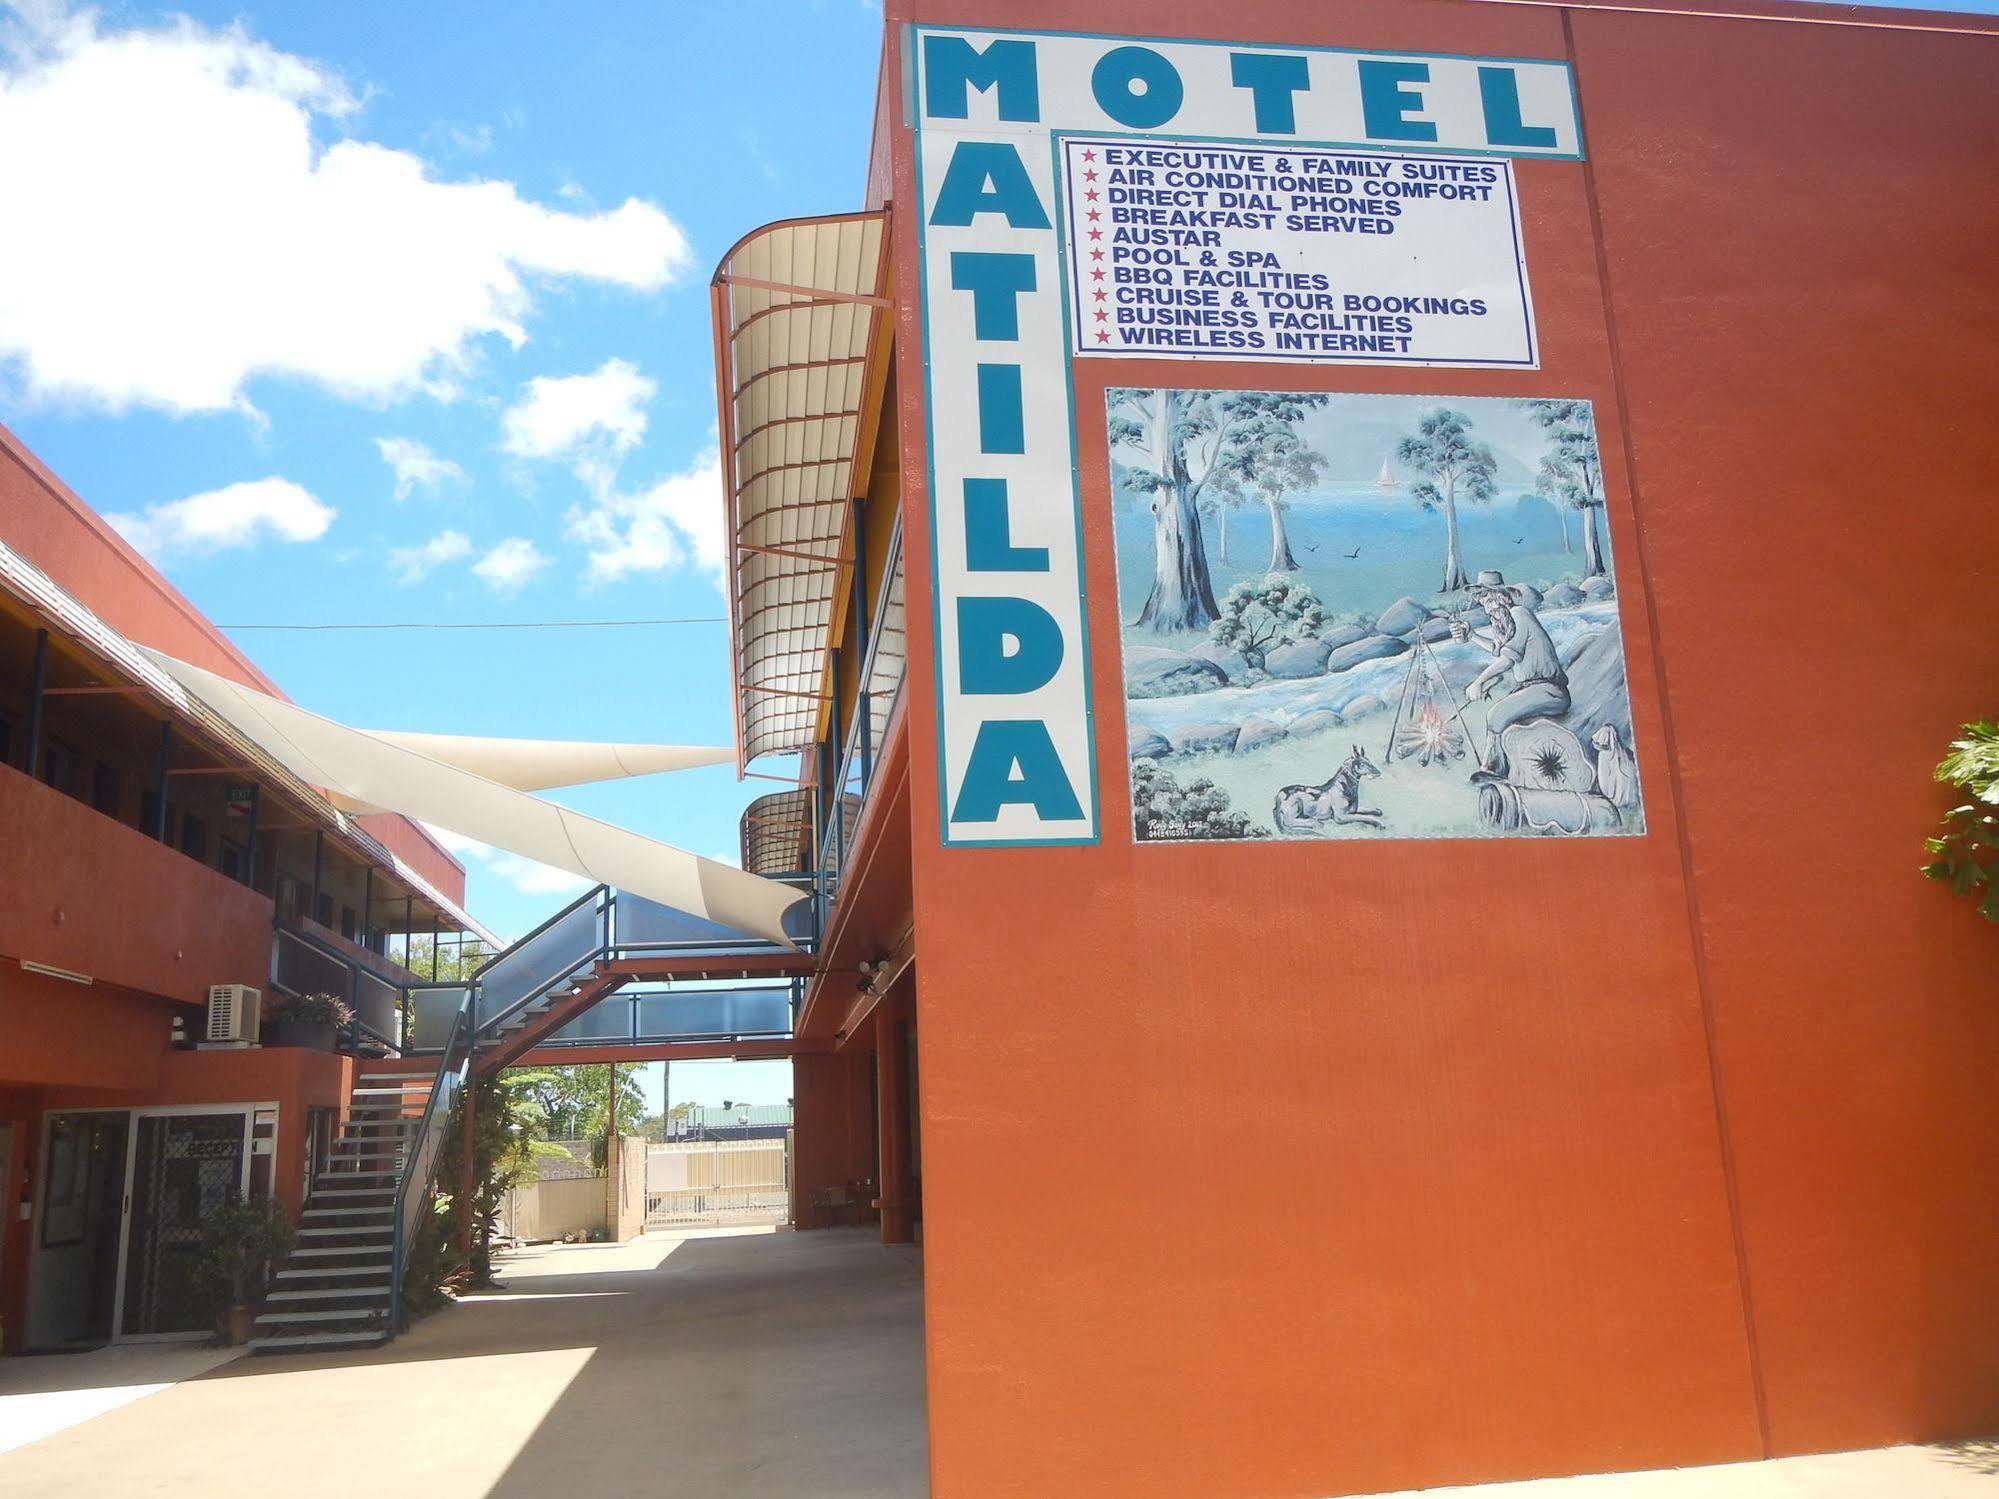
180;812;207;862
219;839;245;882
339;905;358;940
41;739;80;797
0;713;12;766
315;892;334;926
90;761;120;816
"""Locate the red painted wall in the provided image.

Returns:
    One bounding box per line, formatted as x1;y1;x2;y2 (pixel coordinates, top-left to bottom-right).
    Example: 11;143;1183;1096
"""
792;1050;880;1229
878;3;1999;1496
0;761;272;1005
0;423;466;907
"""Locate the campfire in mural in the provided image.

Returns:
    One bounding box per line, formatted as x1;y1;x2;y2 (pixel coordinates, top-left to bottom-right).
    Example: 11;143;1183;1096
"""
1109;389;1645;843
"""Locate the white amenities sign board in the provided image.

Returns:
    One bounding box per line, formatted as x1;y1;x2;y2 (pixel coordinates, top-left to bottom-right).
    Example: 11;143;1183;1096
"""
1061;139;1535;367
911;27;1581;846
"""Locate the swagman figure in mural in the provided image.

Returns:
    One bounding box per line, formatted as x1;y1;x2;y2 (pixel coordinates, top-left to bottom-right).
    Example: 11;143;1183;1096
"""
1449;570;1570;777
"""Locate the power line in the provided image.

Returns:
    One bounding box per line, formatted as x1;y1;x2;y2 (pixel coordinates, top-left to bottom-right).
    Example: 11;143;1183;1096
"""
218;616;727;632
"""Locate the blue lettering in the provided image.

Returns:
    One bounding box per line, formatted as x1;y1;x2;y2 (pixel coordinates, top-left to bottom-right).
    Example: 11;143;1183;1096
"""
975;364;1024;454
1229;53;1310;135
957;597;1064;695
1478;66;1558;149
1091;45;1184;130
962;479;1048;572
1358;60;1438;143
922;35;1040;122
948;252;1037;340
928;141;1051;229
951;719;1085;823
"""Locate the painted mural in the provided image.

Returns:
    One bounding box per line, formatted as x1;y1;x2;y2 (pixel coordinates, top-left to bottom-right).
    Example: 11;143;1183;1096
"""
1108;390;1645;843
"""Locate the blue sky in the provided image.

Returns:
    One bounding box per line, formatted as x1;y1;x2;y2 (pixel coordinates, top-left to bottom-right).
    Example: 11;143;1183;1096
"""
0;1;885;1103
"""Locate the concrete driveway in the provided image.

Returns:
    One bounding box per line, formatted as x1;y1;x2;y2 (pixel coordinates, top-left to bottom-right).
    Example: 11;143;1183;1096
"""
0;1226;927;1499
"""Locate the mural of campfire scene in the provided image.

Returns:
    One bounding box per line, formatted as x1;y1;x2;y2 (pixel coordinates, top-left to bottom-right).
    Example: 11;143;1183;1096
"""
1109;389;1645;843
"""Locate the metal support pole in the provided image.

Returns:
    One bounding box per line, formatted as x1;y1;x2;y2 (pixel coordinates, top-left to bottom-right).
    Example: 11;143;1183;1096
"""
850;499;873;791
457;1057;477;1258
403;896;413;967
244;784;261;888
431;924;440;981
362;866;374;949
23;629;47;777
151;722;172;840
310;830;324;924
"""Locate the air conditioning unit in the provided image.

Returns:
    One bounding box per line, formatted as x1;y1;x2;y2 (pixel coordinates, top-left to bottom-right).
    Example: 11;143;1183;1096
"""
206;984;262;1044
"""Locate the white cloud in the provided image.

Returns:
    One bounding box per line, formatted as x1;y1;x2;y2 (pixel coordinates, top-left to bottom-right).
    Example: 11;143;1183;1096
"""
564;446;725;584
501;357;654;462
108;476;333;558
0;9;693;416
419;825;589;899
472;535;549;594
387;528;472;584
376;437;465;500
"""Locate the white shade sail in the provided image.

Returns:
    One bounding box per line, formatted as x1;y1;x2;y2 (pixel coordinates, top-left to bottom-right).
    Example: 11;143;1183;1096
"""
139;648;804;949
358;732;732;792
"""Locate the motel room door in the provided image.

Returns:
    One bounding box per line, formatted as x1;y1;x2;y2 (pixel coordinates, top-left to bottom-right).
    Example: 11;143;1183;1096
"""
113;1107;253;1340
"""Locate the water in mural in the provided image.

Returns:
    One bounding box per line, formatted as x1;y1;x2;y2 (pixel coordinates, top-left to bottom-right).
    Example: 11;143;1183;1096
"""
1108;389;1645;843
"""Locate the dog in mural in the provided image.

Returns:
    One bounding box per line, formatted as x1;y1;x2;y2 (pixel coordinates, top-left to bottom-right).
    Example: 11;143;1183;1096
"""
1273;745;1385;832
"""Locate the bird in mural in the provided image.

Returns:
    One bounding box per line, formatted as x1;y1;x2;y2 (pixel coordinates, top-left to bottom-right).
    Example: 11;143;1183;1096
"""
1302;542;1319;553
1343;546;1361;559
1512;536;1524;545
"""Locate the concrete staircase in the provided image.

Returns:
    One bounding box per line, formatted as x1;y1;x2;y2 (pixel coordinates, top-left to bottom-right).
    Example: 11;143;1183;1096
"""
250;1065;436;1353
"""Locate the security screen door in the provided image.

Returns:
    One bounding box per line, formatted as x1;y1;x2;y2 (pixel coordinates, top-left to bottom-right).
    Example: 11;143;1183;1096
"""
116;1108;251;1339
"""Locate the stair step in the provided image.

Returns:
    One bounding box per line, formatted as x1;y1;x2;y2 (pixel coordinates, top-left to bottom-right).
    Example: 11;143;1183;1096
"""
250;1331;388;1351
255;1306;384;1325
298;1225;393;1238
287;1247;391;1263
311;1188;397;1199
266;1286;390;1302
303;1206;394;1219
276;1262;390;1276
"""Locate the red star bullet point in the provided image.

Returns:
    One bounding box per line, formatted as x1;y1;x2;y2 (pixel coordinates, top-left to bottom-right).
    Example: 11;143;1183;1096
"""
1087;228;1101;241
1081;149;1096;162
1089;249;1103;261
1095;330;1110;342
1086;209;1101;221
1094;309;1108;321
1085;189;1099;201
1083;169;1099;182
1090;267;1104;279
1092;289;1107;301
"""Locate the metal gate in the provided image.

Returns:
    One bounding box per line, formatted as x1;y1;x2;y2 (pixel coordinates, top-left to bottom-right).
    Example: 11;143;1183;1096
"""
645;1137;789;1228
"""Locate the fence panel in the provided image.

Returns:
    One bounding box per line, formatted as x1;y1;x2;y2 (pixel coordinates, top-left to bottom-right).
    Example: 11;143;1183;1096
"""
645;1139;789;1228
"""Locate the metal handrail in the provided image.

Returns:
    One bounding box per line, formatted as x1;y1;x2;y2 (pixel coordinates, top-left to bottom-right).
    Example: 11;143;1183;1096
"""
388;989;474;1332
271;922;404;1054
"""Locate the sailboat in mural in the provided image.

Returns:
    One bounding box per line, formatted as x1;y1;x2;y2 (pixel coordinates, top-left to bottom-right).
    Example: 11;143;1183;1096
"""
1375;456;1394;489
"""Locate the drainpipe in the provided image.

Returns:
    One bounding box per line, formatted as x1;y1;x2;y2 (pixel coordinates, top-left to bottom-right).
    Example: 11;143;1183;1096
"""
23;629;46;777
151;722;172;840
309;830;323;925
244;783;261;888
362;866;374;951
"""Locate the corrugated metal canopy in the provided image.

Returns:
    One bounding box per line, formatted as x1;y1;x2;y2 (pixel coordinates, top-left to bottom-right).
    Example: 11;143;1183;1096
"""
711;210;891;769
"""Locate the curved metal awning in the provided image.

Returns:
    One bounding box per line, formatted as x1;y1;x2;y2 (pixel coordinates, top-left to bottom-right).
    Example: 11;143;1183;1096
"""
739;788;813;878
711;210;892;770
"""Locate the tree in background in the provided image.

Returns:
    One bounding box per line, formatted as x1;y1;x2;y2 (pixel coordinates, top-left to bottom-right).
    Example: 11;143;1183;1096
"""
1526;398;1608;578
1108;389;1328;631
397;933;494;981
1210;576;1326;673
1923;721;1999;922
507;1063;648;1142
1130;760;1262;841
1397;408;1499;593
1215;402;1330;573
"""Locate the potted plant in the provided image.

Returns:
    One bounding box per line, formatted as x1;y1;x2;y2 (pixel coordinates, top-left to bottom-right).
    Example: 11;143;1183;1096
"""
263;989;353;1050
198;1196;295;1345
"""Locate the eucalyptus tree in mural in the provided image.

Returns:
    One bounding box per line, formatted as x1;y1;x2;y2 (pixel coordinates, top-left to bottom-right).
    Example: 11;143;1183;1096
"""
1107;388;1330;631
1396;408;1499;593
1526;398;1608;578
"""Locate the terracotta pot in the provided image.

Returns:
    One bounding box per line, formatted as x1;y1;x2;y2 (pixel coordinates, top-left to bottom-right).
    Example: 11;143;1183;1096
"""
223;1304;258;1345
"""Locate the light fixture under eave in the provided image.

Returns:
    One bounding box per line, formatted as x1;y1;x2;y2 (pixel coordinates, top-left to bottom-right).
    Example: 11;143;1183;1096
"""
21;959;92;985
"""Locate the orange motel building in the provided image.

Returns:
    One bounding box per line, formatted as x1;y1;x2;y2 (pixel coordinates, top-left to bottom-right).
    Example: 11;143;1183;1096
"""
4;0;1999;1495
